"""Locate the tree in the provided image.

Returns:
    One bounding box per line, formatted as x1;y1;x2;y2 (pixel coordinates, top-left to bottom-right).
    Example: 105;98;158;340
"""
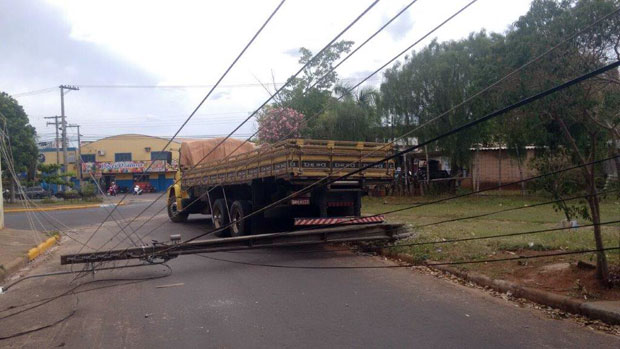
0;92;38;202
276;40;354;135
380;32;503;173
377;0;619;283
500;0;620;283
308;85;382;141
37;163;74;188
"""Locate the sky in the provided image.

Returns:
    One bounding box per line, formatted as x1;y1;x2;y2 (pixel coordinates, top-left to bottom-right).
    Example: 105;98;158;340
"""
0;0;534;146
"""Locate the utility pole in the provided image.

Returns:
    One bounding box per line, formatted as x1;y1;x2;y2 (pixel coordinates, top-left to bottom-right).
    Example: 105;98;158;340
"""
44;115;61;191
59;85;79;191
66;124;82;187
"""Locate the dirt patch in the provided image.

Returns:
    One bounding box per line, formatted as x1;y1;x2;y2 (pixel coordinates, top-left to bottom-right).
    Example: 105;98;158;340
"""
463;249;620;301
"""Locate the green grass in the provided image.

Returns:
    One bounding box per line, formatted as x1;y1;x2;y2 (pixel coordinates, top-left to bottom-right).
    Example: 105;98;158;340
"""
363;193;620;267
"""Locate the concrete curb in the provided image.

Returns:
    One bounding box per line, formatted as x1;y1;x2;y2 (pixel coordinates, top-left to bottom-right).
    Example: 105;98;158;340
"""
0;235;60;286
27;235;60;261
5;202;126;213
380;249;620;325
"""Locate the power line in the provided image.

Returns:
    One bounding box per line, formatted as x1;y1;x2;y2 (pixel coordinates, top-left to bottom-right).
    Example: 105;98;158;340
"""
78;0;288;255
102;0;471;254
170;61;620;250
195;246;620;270
220;3;620;228
92;0;383;256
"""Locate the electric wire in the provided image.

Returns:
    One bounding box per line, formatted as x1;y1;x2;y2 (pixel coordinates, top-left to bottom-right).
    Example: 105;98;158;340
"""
198;2;620;216
161;0;619;243
101;58;620;263
104;0;474;252
164;59;620;251
94;0;383;255
100;154;619;262
294;155;619;233
79;0;288;254
0;264;171;340
0;121;121;250
195;246;620;269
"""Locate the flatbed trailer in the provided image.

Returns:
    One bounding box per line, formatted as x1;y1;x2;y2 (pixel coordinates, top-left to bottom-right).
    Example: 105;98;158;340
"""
168;139;394;236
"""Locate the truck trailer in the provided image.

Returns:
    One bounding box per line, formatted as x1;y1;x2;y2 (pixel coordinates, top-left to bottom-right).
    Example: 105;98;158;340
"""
167;138;394;236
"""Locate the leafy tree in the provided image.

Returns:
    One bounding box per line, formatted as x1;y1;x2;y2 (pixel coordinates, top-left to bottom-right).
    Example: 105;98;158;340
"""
0;92;38;202
378;0;619;282
37;163;74;188
380;32;503;173
275;40;354;135
500;0;620;282
308;85;382;141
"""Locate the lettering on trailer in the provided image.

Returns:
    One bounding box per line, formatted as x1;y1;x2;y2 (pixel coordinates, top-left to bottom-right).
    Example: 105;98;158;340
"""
302;161;328;169
274;161;287;170
333;162;358;168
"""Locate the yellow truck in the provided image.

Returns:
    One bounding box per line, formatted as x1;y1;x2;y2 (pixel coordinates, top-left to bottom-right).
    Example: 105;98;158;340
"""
167;138;394;236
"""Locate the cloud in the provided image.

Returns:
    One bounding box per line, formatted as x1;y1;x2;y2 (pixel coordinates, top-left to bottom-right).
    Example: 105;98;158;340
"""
0;0;187;141
385;10;415;41
283;48;300;57
211;90;231;101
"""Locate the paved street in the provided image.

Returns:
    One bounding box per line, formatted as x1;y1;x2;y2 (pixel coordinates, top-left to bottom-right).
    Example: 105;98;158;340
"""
1;197;619;348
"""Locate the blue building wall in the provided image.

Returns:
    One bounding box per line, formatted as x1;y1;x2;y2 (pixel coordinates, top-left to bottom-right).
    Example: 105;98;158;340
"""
115;179;134;190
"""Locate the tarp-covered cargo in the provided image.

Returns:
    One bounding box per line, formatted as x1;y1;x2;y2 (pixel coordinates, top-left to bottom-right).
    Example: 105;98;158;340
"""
179;137;256;168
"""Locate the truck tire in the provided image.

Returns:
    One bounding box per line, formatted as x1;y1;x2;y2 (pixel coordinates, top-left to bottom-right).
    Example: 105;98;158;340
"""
230;200;252;237
212;199;229;234
168;195;188;223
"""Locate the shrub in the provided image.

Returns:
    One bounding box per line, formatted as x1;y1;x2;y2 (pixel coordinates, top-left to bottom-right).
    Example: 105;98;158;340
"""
80;182;97;198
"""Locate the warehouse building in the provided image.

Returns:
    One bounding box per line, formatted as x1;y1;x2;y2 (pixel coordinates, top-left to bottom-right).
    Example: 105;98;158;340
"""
80;134;181;192
39;134;182;193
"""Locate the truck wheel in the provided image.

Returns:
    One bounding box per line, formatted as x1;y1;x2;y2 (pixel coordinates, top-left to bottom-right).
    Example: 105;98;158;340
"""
212;199;229;233
168;195;188;223
230;200;252;237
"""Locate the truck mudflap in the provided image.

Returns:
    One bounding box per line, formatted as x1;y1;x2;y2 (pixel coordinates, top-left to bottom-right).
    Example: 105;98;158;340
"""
294;215;385;226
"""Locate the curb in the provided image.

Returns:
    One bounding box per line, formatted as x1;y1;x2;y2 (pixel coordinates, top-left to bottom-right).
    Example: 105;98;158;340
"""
380;249;620;325
27;235;60;261
0;235;60;286
5;202;126;213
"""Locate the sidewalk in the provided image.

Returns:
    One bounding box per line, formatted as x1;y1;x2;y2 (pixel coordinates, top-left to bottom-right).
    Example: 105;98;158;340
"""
382;249;620;326
0;228;55;285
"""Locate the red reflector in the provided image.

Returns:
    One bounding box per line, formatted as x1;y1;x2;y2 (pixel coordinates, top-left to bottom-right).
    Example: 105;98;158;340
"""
327;201;353;207
294;215;385;226
291;198;310;205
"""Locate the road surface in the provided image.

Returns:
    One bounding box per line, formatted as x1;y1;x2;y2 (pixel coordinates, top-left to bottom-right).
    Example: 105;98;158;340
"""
1;196;618;347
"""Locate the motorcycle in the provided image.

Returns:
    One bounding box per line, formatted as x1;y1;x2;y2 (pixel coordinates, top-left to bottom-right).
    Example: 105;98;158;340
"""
133;185;143;195
107;184;119;196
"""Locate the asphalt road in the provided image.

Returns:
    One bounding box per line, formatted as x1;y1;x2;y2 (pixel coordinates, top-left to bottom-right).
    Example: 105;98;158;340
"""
1;197;619;348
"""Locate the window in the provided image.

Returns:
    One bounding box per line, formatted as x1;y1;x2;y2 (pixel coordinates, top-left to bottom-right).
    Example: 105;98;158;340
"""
151;151;172;164
81;154;96;163
115;153;132;162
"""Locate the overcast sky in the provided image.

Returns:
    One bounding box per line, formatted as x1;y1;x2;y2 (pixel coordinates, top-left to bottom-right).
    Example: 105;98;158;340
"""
1;0;534;145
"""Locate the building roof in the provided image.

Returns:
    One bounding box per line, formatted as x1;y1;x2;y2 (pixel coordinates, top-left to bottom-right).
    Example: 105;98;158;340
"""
89;134;182;143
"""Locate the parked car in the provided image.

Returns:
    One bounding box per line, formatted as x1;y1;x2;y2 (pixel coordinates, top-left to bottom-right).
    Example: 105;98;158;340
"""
22;186;52;199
